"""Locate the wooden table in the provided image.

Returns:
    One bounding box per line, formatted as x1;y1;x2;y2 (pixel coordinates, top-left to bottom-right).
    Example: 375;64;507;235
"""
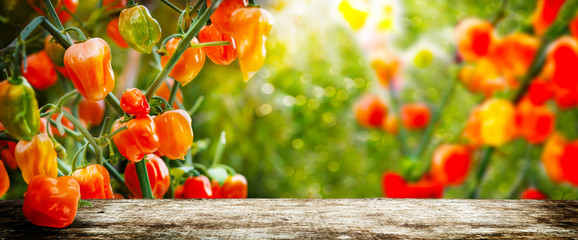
1;199;577;239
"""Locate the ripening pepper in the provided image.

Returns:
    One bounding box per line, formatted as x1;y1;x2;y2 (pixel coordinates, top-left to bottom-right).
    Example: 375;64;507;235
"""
207;0;248;34
198;24;238;65
154;109;193;160
23;175;80;228
124;154;170;198
222;174;248;198
120;88;150;116
0;160;9;198
111;115;159;162
0;79;40;141
230;6;274;82
118;5;162;54
71;164;114;199
160;37;205;86
106;17;129;48
64;38;115;101
15;133;58;183
45;36;66;67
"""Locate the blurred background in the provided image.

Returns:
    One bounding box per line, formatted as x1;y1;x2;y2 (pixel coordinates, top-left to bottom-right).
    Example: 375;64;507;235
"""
2;0;578;199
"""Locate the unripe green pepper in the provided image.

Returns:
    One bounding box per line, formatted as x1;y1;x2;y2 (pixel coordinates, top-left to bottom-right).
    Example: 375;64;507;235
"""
0;78;40;141
118;5;162;54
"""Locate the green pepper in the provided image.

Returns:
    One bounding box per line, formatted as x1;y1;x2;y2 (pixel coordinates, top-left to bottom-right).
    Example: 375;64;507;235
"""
0;78;40;141
118;5;162;54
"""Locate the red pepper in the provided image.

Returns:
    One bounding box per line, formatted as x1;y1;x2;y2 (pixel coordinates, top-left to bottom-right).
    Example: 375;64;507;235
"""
111;115;159;162
22;50;58;90
154;109;193;160
207;0;248;34
64;38;115;101
211;179;223;199
106;17;129;48
120;88;150;116
382;172;442;198
78;98;105;128
71;164;114;199
198;24;238;65
124;154;170;199
57;0;78;24
430;144;472;186
23;175;80;228
521;188;548;199
181;175;212;199
222;174;248;198
0;160;9;198
354;94;387;128
401;103;431;130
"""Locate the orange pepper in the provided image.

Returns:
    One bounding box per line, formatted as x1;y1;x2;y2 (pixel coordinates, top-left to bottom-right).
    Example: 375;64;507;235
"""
120;88;150;116
401;103;431;130
198;24;238;65
515;97;555;144
64;38;115;101
230;6;274;81
15;133;58;183
71;164;114;199
353;94;387;128
541;132;566;183
430;144;472;186
222;174;248;198
160;37;205;86
106;18;129;48
111;115;159;162
23;175;80;228
124;154;170;199
0;160;9;198
455;18;494;62
382;114;399;135
154;109;193;160
207;0;248;34
490;33;539;78
78;98;105;128
22;50;58;90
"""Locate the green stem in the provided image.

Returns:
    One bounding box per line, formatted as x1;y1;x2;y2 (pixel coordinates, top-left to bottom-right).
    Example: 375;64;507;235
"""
160;0;182;13
211;131;226;167
48;119;84;141
144;0;224;101
388;83;409;156
168;82;181;107
40;18;73;48
43;0;64;30
105;93;124;115
506;144;533;199
469;147;494;199
212;164;237;176
187;95;205;116
58;159;71;175
128;0;137;7
56;90;78;108
190;41;231;48
62;27;88;41
61;111;103;164
135;160;154;199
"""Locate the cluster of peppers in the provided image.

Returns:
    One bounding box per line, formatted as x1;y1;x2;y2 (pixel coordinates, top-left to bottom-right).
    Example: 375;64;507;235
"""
351;0;578;199
0;0;271;228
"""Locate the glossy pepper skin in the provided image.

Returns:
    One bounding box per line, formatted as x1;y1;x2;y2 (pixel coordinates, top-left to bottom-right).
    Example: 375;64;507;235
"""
154;109;193;160
211;179;223;199
199;24;238;65
120;88;150;116
111;116;159;162
106;18;129;48
0;160;9;198
0;79;40;141
23;175;80;228
230;7;274;81
118;5;162;54
124;154;170;198
15;133;58;183
207;0;248;34
181;175;212;199
22;50;58;90
78;98;105;128
45;36;66;67
64;38;115;101
71;164;114;199
160;37;205;86
222;174;248;198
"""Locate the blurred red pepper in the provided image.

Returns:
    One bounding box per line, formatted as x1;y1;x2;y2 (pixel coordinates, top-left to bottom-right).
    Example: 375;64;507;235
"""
22;50;58;90
23;175;80;228
199;24;238;65
222;174;248;198
64;38;115;101
354;94;387;128
490;33;538;78
0;160;9;198
124;154;170;199
559;141;578;186
120;88;150;116
181;175;212;199
515;97;555;144
106;18;129;48
174;185;184;198
528;79;554;105
78;98;105;128
111;115;159;162
455;18;494;62
531;0;566;37
0;141;17;169
57;0;78;23
401;103;430;130
161;37;205;86
44;36;66;67
521;188;548;199
71;164;114;199
230;6;274;81
207;0;248;34
211;179;223;199
15;133;58;183
154;109;193;160
431;144;471;186
382;172;443;198
541;132;566;183
102;0;126;10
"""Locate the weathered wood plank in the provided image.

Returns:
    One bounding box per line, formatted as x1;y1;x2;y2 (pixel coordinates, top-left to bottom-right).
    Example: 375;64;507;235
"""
0;199;577;239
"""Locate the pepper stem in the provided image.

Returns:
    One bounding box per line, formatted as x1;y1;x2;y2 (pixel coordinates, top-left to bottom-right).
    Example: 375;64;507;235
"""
135;160;155;199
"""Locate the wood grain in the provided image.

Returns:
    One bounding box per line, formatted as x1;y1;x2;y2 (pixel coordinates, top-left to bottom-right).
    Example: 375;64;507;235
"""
0;199;577;239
